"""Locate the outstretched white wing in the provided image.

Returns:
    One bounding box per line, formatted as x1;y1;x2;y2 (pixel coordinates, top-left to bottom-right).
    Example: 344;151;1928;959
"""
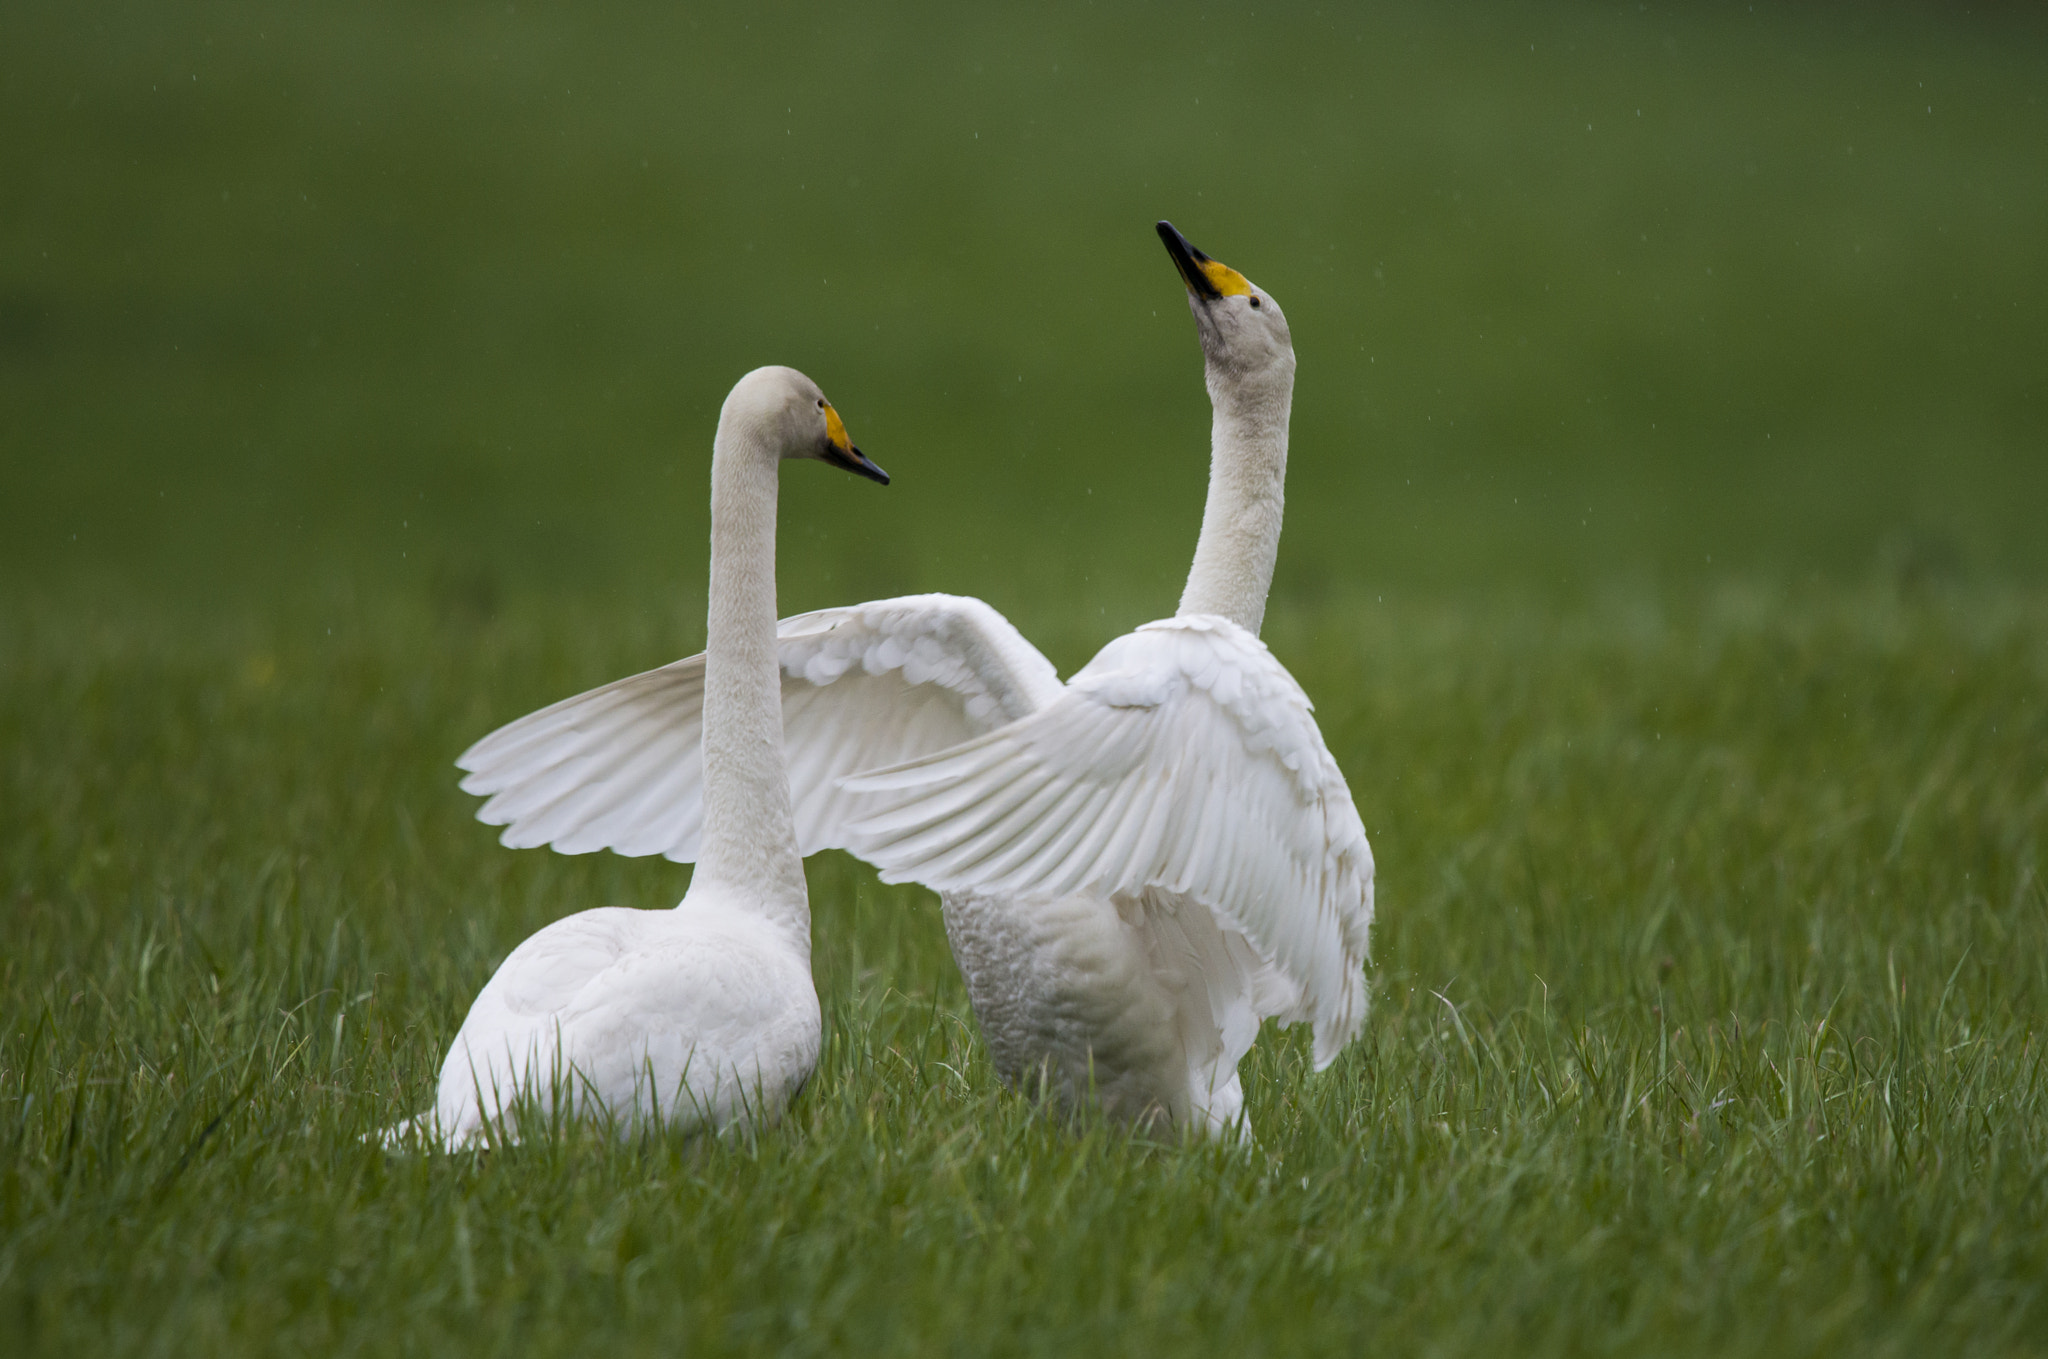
458;594;1064;862
844;615;1374;1067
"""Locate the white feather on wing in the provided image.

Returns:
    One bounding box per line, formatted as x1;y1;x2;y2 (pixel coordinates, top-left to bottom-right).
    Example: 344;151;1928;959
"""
456;594;1063;862
843;615;1374;1067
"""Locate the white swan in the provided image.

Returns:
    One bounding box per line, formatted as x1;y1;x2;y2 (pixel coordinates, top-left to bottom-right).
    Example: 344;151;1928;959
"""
456;224;1372;1136
386;366;888;1149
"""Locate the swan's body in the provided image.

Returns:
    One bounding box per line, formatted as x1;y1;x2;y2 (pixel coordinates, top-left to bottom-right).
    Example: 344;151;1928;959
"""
457;225;1373;1136
388;366;885;1149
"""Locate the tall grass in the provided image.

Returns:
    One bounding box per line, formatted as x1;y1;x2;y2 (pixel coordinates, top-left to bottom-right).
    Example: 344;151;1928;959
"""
4;587;2044;1354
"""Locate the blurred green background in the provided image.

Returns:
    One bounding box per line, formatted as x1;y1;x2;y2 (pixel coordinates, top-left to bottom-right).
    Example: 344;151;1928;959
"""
6;0;2044;648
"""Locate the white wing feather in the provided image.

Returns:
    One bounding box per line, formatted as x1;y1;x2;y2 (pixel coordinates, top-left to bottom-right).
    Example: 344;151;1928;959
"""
844;615;1374;1067
457;594;1063;861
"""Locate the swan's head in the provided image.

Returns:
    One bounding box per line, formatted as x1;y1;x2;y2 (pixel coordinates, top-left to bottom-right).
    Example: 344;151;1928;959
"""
1156;221;1294;384
724;365;889;485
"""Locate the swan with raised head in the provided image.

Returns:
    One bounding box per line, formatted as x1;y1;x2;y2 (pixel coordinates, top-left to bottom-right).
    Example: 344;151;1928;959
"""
385;365;888;1149
455;224;1372;1136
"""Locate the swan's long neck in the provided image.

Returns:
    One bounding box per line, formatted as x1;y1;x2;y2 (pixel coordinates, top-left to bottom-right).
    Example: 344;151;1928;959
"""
1176;362;1293;636
691;416;808;952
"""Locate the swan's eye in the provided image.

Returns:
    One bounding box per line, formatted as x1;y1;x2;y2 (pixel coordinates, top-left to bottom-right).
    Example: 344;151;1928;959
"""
1249;296;1262;309
816;399;826;409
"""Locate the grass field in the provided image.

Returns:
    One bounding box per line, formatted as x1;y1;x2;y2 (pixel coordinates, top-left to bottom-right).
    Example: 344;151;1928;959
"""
5;1;2048;1354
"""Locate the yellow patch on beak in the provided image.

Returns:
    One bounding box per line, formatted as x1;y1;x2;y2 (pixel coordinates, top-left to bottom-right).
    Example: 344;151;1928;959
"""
1199;259;1254;298
823;401;853;454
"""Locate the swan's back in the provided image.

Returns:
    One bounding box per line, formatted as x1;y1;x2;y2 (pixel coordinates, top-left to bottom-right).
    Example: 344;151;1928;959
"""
415;901;818;1147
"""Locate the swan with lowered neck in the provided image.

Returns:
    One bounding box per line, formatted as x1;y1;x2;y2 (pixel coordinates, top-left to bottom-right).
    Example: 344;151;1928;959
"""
454;224;1372;1137
386;366;887;1149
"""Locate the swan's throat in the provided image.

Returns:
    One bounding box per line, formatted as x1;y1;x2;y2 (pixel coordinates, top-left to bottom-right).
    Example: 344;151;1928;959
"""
694;432;809;945
1177;374;1291;636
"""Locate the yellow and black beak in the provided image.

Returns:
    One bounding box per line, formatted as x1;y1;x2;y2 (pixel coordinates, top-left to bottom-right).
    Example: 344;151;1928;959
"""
1157;220;1254;302
821;401;888;485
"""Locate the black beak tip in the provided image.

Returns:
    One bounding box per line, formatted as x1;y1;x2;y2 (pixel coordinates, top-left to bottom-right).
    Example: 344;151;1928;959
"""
1157;219;1207;258
1156;219;1220;300
854;448;889;486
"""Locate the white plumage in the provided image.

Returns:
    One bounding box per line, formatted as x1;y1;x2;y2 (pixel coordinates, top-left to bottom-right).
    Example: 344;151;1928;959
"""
386;365;888;1149
842;616;1370;1070
392;906;820;1145
471;595;1061;863
456;224;1374;1135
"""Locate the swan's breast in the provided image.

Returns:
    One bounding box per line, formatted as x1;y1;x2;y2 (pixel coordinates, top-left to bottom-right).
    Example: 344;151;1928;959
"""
941;889;1186;1123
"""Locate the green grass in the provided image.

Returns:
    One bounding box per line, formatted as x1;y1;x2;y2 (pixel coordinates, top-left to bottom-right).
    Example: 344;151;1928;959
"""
5;0;2048;1353
5;589;2046;1354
